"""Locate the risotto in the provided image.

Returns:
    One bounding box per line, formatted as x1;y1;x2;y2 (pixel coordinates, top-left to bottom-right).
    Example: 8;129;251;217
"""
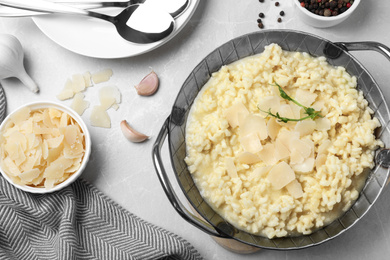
184;44;383;239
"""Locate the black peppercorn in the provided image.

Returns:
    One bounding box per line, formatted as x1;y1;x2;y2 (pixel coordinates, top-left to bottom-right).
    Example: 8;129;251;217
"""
259;12;265;18
280;11;285;16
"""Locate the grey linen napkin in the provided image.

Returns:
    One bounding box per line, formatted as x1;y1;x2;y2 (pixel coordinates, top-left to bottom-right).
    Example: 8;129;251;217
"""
0;176;203;260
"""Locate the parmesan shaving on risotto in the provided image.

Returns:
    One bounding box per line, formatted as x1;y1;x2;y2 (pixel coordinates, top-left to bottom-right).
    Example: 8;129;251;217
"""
184;44;383;239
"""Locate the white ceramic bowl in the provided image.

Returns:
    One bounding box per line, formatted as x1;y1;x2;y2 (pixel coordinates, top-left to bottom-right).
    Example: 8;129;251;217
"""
0;101;91;193
292;0;361;28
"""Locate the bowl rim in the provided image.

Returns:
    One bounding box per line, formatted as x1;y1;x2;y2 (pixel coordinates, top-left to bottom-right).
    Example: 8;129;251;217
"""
293;0;361;21
166;29;390;250
0;101;92;194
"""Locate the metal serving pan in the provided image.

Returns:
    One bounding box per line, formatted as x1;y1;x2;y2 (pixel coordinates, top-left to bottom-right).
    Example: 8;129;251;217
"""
152;30;390;250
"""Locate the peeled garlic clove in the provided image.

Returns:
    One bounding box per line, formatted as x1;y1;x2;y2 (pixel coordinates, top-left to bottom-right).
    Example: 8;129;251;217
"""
120;120;149;143
134;71;159;96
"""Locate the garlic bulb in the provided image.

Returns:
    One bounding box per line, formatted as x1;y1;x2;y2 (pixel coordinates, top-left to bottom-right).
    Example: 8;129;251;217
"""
120;120;149;143
0;34;39;93
134;71;159;96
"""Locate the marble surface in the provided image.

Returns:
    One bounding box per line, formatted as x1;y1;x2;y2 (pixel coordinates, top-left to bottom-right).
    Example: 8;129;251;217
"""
1;0;390;259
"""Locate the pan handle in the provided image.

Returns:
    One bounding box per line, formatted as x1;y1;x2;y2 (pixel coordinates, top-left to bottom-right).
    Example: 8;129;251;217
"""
334;41;390;61
152;117;229;238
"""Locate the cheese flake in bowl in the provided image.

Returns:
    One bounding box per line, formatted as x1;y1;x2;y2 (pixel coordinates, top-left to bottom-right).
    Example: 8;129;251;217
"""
0;101;91;193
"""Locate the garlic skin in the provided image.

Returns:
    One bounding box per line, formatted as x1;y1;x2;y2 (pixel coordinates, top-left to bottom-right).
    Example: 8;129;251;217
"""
0;34;39;93
120;120;149;143
134;71;159;96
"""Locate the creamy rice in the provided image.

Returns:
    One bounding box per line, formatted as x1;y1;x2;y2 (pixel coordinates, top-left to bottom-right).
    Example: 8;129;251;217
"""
184;44;383;239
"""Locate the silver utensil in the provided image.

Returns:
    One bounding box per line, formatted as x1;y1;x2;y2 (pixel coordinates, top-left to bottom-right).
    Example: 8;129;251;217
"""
0;0;175;44
67;0;189;18
0;0;190;18
0;0;189;19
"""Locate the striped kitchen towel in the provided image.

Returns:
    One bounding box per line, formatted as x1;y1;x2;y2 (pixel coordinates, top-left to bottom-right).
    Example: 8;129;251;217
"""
0;176;203;260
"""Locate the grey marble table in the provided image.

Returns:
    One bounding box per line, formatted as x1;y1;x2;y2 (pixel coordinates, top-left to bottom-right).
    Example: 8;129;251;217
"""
1;0;390;259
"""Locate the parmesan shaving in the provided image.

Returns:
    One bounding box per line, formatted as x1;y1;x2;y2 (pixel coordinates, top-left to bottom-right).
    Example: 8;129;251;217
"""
295;89;317;107
237;152;261;164
292;158;315;173
71;93;90;116
99;86;121;110
318;139;332;155
92;69;113;84
315;154;327;169
83;71;93;87
225;157;238;179
291;139;312;158
90;106;111;128
267;117;281;140
57;79;76;101
290;104;302;120
274;138;290;162
295;120;316;137
258;96;280;117
267;161;295;190
225;102;249;129
239;133;262;154
10;106;31;125
286;179;303;199
72;74;86;93
290;148;305;164
278;104;295;119
240;114;268;140
258;143;277;166
249;166;270;181
315;117;331;131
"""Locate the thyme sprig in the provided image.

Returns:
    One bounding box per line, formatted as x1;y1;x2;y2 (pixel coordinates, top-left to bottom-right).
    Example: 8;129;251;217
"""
259;82;323;123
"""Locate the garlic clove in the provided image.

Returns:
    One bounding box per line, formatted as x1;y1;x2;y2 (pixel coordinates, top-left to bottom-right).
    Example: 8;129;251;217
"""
0;34;39;93
134;71;159;96
120;120;149;143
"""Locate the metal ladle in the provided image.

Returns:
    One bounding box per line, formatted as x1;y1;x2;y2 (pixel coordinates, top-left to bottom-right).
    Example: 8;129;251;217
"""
0;0;189;19
0;0;175;44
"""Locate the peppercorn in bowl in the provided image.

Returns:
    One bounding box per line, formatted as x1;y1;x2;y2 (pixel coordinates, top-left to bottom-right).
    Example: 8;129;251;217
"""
293;0;360;28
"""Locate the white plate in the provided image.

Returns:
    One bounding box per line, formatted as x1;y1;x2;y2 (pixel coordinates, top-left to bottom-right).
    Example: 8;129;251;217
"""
31;0;199;59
